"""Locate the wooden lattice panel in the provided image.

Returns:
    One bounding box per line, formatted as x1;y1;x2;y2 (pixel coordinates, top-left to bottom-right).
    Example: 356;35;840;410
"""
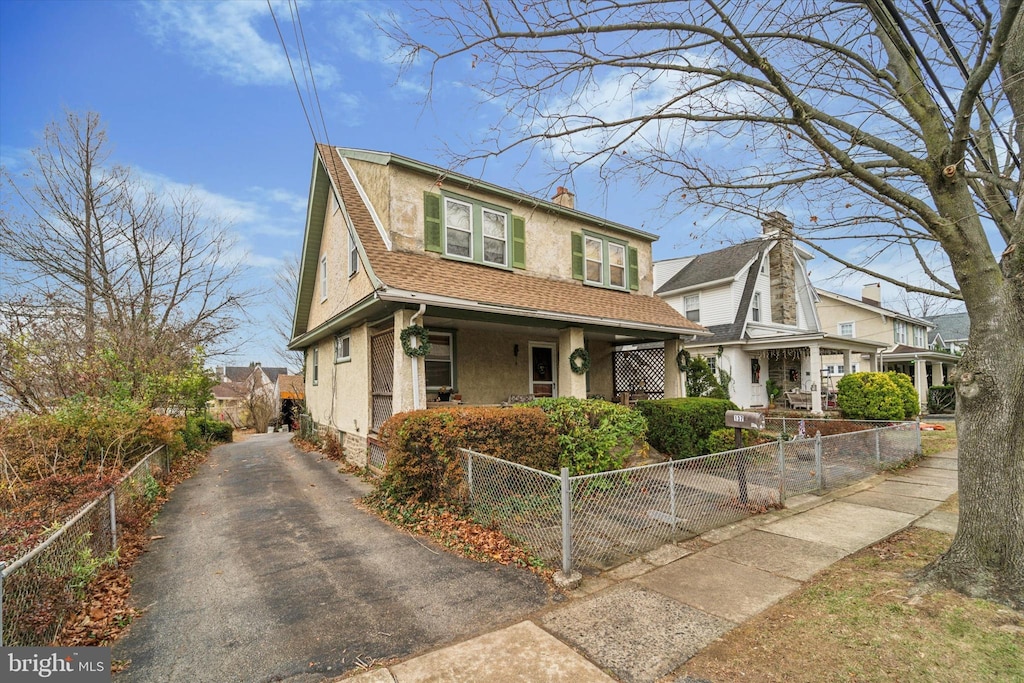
613;347;665;399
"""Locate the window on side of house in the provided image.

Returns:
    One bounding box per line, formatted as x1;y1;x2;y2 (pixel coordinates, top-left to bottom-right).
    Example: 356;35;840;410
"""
571;232;638;291
424;332;454;390
752;292;761;322
424;193;522;269
913;325;926;348
319;256;328;301
684;294;700;323
348;229;359;277
311;346;319;385
894;320;908;344
481;208;507;266
335;333;351;363
838;321;855;337
704;355;717;374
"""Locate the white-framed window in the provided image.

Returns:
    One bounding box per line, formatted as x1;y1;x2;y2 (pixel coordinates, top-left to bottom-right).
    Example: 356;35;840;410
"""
585;235;604;285
608;242;626;288
425;332;454;390
913;325;926;348
311;346;319;385
444;197;473;259
838;321;855;337
334;333;351;363
894;320;908;345
319;256;328;301
752;292;761;322
851;362;859;373
704;355;717;374
481;208;508;266
348;229;359;277
684;294;700;323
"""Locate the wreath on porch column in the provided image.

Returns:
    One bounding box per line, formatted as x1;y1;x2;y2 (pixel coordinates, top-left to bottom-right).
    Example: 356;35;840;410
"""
569;347;590;374
400;325;431;357
676;348;691;373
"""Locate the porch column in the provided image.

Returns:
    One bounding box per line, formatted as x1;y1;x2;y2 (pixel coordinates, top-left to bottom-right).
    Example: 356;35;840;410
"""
930;360;945;387
809;343;823;413
664;338;684;399
914;356;928;412
558;327;587;399
392;309;426;414
843;349;853;375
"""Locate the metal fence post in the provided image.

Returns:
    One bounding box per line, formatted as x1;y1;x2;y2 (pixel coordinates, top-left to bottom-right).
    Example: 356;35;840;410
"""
777;435;787;504
467;452;474;505
1;561;6;646
669;463;677;532
560;467;572;576
814;431;824;493
108;491;118;567
874;427;882;466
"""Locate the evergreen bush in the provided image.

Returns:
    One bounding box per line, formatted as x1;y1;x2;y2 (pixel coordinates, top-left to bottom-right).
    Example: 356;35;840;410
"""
636;397;737;458
836;372;909;420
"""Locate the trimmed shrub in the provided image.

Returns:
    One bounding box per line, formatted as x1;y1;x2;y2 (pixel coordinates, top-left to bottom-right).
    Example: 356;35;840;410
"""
191;416;234;443
706;427;766;453
636;397;738;459
527;397;648;475
886;371;921;417
836;372;908;420
379;407;560;504
928;385;956;413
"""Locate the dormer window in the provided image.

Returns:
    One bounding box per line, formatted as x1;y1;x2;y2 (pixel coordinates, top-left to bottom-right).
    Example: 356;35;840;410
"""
423;192;524;269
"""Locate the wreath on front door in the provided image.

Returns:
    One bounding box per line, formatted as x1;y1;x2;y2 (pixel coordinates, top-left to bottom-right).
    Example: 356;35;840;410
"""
569;347;591;374
400;325;431;357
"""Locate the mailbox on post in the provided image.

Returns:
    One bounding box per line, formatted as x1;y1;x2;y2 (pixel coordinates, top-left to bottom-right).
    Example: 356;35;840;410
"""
724;410;764;504
725;410;765;431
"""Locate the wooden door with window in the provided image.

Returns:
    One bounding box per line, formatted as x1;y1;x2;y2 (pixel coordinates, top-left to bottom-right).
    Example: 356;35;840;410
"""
530;343;556;397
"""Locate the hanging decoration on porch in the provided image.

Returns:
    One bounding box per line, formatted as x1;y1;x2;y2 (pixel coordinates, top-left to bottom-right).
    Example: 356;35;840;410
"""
767;348;806;361
676;348;691;373
400;325;431;357
569;347;591;374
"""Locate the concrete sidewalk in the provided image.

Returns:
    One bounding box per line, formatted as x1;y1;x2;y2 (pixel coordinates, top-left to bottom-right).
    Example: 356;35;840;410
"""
335;450;959;683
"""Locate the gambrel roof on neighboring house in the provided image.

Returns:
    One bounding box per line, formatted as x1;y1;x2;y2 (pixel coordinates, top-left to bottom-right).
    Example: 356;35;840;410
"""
926;311;970;348
289;145;705;350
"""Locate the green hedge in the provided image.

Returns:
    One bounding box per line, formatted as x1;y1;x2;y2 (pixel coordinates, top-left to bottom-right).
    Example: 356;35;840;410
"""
836;372;920;420
527;397;647;474
636;397;738;459
706;427;766;453
379;407;560;504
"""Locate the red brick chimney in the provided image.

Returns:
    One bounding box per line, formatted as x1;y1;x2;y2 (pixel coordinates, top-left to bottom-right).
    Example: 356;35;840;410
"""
552;186;575;210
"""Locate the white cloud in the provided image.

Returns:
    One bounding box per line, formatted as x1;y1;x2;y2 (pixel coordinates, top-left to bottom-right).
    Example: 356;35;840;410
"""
139;0;338;87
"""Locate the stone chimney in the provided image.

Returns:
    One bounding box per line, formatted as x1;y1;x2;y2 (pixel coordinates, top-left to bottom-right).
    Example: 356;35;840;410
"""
762;211;798;326
862;283;882;307
552;186;575;210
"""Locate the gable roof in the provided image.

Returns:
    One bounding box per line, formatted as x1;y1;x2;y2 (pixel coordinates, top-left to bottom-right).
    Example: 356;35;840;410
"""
815;290;932;328
925;312;969;342
223;365;287;384
290;145;706;347
656;240;765;294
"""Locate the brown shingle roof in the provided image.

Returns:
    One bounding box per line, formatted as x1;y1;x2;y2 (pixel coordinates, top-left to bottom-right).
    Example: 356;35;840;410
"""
318;144;703;334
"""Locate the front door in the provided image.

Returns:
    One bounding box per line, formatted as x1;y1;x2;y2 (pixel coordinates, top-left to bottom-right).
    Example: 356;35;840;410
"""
530;343;556;397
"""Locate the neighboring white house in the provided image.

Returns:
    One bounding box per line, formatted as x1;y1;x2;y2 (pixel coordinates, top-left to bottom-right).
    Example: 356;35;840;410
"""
656;213;887;412
927;311;969;355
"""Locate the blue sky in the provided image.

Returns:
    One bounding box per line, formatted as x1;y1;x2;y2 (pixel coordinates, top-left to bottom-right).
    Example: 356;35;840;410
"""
0;0;950;370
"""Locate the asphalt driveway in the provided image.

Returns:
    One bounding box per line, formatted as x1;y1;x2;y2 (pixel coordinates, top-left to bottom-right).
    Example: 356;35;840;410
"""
113;433;551;682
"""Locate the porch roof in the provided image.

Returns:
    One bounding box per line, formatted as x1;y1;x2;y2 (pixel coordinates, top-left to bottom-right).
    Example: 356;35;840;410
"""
883;346;960;364
685;331;889;355
290;144;708;349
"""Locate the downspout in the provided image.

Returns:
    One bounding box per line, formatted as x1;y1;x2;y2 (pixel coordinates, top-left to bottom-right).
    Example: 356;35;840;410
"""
410;304;426;410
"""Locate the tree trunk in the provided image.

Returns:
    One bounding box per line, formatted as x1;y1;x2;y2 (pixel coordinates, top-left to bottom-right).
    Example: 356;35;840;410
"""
922;287;1024;608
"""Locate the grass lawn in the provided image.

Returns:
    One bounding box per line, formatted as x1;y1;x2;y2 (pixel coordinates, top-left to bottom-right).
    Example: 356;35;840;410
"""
921;421;958;456
679;424;1024;683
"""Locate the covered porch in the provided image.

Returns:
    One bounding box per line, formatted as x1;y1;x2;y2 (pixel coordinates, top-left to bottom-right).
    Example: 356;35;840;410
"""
882;346;959;412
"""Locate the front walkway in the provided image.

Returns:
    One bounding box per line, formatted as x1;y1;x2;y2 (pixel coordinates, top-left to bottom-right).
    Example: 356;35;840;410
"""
339;450;959;682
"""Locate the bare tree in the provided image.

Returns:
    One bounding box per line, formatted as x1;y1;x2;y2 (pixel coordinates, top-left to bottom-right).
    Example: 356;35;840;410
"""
0;111;256;411
387;1;1024;606
270;253;305;372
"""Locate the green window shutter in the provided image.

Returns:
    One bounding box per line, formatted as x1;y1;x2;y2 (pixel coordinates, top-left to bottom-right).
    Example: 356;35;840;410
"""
512;215;526;268
571;232;584;280
424;192;443;253
628;246;639;291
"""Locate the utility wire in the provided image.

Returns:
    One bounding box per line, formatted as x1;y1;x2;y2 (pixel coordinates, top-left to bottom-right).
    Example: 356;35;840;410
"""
292;0;332;149
267;0;320;144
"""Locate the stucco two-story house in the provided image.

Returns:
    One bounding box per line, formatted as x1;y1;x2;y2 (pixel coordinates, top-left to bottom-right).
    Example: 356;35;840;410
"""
288;145;706;467
655;214;887;412
815;284;955;408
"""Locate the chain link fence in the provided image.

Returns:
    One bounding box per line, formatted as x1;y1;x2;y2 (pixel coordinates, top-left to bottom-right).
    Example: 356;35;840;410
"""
0;446;167;646
458;419;920;573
